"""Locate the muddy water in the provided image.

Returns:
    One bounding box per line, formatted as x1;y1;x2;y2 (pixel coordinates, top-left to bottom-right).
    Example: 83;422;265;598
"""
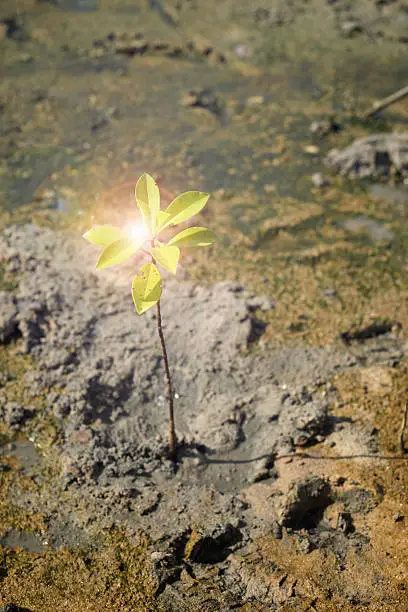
2;2;408;343
1;1;407;213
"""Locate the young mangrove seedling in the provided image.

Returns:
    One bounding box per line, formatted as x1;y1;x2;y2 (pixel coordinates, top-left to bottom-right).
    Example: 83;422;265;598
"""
83;173;216;462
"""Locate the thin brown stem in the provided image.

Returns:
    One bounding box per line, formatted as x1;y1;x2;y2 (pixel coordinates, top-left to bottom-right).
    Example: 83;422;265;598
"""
156;298;177;462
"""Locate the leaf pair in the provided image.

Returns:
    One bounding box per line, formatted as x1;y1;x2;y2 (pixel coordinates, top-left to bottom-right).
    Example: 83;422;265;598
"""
132;263;162;315
135;174;211;236
83;173;217;314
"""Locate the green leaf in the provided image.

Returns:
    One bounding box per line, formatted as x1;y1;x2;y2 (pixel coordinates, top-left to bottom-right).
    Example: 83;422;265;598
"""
149;245;180;274
132;263;162;315
83;225;126;247
96;238;143;269
135;173;160;235
156;210;171;233
161;191;210;229
168;226;217;248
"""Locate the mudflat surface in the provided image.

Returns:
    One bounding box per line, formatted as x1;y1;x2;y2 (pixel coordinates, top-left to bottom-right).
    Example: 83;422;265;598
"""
1;1;408;610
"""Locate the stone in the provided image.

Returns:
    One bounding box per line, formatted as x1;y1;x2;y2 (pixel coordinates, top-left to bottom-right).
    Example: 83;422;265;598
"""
311;172;330;188
184;523;242;563
247;95;264;106
336;511;355;535
340;20;363;37
182;89;224;118
279;476;332;529
150;551;183;596
234;43;252;58
310;118;340;136
303;145;320;155
325;133;408;180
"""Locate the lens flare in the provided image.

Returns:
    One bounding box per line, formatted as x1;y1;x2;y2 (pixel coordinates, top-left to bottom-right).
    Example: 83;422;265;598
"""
125;222;149;242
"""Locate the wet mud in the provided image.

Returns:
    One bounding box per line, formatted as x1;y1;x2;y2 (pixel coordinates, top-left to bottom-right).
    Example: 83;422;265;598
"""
1;0;408;610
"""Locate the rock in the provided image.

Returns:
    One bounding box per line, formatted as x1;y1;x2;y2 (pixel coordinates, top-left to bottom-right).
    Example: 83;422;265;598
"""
340;20;363;37
310;118;340;136
393;514;404;523
311;172;330;188
271;521;283;539
303;144;320;155
234;43;252;58
325;133;408;181
278;394;328;448
150;551;183;596
336;511;355;535
184;523;242;563
296;534;315;554
263;183;276;194
247;95;264;106
310;120;328;135
182;89;225;118
279;476;332;529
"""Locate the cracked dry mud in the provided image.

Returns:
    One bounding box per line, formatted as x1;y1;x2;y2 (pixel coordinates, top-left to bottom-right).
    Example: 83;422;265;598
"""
1;224;407;609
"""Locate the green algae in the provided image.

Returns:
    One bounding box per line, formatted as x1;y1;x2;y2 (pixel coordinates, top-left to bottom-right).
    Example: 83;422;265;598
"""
0;528;161;611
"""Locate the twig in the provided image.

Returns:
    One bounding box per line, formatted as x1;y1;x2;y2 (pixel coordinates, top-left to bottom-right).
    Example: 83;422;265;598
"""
399;401;408;454
363;85;408;119
156;298;177;463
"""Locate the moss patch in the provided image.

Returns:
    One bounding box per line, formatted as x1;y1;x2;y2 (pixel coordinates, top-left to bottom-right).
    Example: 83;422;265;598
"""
0;529;160;611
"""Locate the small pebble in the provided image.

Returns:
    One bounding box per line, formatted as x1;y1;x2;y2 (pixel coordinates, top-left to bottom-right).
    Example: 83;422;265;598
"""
303;145;320;155
393;514;404;523
247;95;264;106
311;172;330;188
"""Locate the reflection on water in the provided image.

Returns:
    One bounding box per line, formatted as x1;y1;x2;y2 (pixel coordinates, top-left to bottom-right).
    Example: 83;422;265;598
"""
54;0;99;11
0;529;45;553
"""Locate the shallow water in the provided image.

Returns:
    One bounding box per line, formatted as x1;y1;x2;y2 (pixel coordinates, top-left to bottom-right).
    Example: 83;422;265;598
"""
0;529;45;553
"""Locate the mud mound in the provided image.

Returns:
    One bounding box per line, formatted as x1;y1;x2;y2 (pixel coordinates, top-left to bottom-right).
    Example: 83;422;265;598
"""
0;224;374;535
0;219;404;604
